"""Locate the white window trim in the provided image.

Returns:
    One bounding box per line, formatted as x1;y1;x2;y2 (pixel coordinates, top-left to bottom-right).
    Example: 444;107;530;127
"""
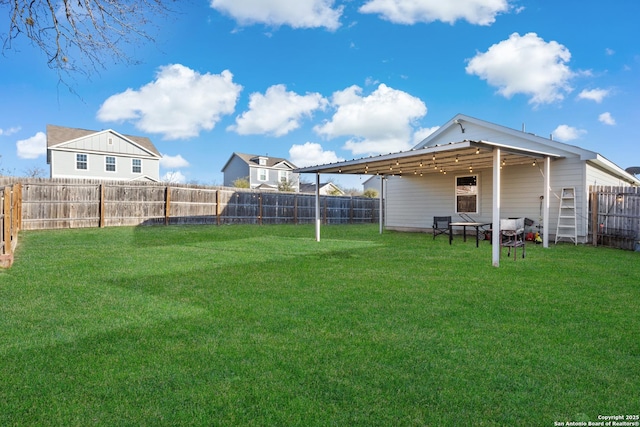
454;173;480;214
278;170;288;183
76;153;88;171
258;168;268;181
105;156;116;172
132;158;142;174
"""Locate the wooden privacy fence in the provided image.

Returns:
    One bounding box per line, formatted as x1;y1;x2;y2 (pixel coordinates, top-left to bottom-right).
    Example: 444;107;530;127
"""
0;184;22;268
9;179;379;230
589;185;640;250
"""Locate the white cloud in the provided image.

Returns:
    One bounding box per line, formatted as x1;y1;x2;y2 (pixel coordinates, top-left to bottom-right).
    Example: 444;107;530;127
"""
97;64;242;140
229;85;327;136
16;131;46;159
210;0;343;30
314;84;427;155
577;88;610;103
289;142;344;167
605;48;615;56
466;32;574;106
161;171;187;183
412;126;439;145
552;124;586;142
160;153;190;168
359;0;511;25
598;112;616;126
0;126;21;136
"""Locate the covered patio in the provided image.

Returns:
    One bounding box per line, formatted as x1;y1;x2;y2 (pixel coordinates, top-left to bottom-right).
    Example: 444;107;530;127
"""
295;139;564;267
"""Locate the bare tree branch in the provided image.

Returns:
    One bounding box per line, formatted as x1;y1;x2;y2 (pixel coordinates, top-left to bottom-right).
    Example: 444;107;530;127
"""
2;0;174;83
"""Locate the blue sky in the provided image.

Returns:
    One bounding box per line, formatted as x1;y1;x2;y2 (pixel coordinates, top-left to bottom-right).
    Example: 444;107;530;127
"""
1;0;639;189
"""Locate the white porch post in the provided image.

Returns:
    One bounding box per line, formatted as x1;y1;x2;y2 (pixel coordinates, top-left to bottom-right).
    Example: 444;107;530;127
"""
492;148;501;267
543;156;550;247
379;176;384;234
315;172;321;242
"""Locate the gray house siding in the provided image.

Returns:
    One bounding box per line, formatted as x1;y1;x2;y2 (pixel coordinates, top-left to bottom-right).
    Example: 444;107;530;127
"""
222;153;300;191
47;126;160;181
50;150;158;181
223;156;250;187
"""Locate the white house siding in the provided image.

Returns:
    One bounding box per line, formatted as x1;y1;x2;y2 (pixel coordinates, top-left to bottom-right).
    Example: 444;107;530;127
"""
385;156;592;241
50;149;159;181
586;163;633;188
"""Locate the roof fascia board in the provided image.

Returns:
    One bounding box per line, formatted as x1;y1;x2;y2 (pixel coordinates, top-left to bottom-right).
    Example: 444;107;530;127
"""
295;140;563;174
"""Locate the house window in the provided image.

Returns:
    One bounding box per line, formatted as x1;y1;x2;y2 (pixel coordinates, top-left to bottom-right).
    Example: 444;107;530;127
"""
76;154;87;170
105;156;116;172
279;170;288;183
258;157;267;166
132;159;142;173
455;175;478;213
258;168;268;181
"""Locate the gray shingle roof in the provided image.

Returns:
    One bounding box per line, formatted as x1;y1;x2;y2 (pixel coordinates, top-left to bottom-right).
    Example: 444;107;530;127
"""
232;152;296;168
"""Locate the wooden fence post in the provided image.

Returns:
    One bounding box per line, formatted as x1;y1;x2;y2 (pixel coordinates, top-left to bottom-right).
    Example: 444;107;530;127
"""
0;186;13;268
165;186;171;225
99;184;105;228
12;183;21;232
294;195;298;224
216;190;220;225
349;197;354;224
258;193;263;225
323;197;327;224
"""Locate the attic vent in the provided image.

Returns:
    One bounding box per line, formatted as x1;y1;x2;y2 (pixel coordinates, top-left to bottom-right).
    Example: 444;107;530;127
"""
108;137;113;145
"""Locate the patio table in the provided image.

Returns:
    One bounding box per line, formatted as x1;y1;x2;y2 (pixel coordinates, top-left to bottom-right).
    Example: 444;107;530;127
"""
448;222;492;247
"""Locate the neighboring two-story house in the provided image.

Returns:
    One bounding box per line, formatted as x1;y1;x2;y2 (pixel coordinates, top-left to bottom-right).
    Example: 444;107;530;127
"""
222;152;299;191
47;124;161;181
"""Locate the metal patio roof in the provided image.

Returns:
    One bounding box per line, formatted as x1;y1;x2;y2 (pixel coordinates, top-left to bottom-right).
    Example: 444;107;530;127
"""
294;139;564;176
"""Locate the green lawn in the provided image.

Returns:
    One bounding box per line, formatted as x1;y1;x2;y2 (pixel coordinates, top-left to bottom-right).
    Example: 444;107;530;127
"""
1;224;638;426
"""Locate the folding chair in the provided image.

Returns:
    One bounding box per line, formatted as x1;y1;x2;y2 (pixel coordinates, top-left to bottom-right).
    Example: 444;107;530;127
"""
433;216;452;240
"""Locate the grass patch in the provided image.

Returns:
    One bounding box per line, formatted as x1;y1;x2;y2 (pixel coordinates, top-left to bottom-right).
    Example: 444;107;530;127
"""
1;224;638;426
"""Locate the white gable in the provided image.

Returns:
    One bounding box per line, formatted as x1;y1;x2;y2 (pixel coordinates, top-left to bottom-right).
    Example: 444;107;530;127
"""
51;130;158;158
415;114;591;161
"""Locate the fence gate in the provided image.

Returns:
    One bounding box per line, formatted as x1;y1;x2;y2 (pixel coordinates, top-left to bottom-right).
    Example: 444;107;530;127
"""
590;186;640;250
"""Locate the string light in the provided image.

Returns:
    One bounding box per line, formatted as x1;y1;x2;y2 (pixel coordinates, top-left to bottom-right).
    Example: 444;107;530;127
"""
455;155;459;163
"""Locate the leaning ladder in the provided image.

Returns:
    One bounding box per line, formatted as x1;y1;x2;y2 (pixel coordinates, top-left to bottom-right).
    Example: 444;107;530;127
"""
555;187;577;244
